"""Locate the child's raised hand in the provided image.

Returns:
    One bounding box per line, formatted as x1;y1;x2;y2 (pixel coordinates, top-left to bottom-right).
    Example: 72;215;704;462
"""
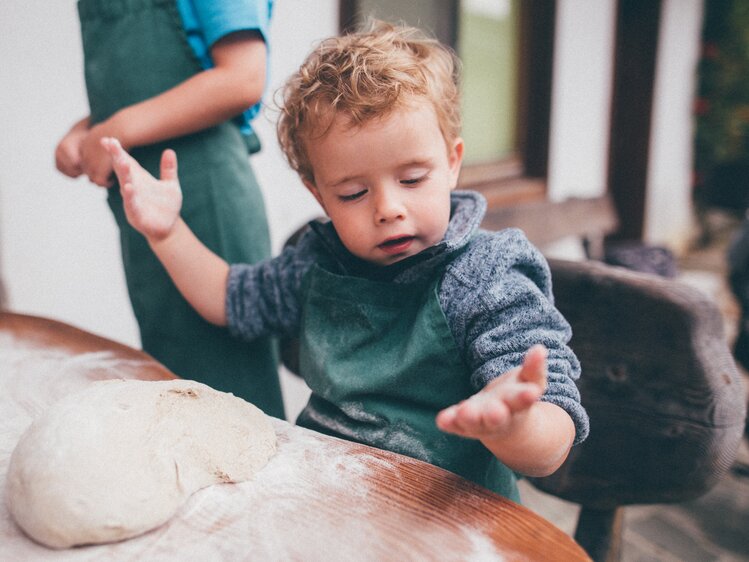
101;137;183;242
436;345;548;440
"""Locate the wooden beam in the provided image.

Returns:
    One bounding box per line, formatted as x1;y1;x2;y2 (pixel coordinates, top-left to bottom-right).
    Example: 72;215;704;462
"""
518;0;556;178
607;0;662;241
481;195;619;257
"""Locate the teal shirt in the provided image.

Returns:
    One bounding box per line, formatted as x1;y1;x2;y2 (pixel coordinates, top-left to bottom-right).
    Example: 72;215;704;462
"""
175;0;273;135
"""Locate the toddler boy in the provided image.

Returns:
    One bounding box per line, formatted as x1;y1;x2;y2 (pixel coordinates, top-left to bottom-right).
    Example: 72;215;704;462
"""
102;21;588;502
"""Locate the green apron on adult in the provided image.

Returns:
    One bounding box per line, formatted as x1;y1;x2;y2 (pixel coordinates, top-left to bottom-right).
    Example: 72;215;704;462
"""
297;266;520;501
77;0;284;418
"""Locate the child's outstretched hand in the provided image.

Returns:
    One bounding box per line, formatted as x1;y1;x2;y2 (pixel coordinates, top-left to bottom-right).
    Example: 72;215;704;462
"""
436;345;548;440
101;138;183;242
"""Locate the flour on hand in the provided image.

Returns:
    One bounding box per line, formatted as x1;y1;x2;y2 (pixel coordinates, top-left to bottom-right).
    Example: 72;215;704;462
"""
5;379;277;549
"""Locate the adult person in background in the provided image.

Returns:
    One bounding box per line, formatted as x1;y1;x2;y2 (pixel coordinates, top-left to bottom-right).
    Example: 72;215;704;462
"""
54;0;284;418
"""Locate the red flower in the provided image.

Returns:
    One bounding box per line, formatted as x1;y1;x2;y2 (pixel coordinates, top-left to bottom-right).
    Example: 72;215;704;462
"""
692;170;704;188
702;42;719;59
694;98;710;115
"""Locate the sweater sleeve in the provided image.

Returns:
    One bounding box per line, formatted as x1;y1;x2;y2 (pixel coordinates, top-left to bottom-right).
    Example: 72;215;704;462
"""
440;229;590;444
225;229;316;342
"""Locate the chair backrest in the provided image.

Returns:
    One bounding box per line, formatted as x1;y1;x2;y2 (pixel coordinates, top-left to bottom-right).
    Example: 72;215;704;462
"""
529;258;747;508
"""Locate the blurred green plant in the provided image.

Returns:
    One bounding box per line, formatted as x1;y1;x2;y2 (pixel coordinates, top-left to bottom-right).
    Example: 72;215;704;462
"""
693;0;749;212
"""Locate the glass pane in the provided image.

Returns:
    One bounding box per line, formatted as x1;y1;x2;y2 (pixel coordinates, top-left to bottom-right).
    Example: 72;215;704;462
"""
458;0;518;164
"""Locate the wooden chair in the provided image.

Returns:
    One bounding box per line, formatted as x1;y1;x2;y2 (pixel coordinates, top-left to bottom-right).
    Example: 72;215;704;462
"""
529;258;747;561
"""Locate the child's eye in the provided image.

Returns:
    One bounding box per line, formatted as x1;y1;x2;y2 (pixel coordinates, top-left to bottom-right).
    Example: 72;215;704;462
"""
401;175;427;185
339;190;367;202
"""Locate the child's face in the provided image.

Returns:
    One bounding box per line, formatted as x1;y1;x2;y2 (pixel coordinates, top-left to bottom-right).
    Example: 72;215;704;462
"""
303;103;464;266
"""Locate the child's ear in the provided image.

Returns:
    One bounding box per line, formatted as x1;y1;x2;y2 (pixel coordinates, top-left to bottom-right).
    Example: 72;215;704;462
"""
447;137;464;189
303;179;328;214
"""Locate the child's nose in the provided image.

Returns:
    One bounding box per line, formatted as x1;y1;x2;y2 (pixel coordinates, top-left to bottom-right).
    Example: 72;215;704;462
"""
373;188;406;223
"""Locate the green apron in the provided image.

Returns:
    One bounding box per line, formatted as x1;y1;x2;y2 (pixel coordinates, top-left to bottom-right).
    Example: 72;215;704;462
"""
77;0;284;418
297;266;520;501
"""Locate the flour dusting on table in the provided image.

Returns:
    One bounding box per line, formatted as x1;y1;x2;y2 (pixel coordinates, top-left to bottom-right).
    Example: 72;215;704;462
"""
1;333;506;561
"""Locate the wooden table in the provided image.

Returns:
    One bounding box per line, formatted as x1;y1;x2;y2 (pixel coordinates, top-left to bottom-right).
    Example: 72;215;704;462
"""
0;312;590;561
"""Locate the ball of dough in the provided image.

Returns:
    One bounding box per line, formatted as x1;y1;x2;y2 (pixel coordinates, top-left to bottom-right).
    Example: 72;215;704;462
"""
5;379;276;549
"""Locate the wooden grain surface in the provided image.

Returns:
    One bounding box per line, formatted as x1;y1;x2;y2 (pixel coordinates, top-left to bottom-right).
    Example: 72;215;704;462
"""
0;312;590;561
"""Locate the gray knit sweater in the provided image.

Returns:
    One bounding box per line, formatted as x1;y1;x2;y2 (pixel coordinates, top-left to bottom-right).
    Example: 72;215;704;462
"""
227;190;589;444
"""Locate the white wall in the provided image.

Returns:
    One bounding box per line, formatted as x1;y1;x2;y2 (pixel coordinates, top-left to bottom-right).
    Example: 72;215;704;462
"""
644;0;703;252
547;0;617;202
0;1;136;341
253;2;338;254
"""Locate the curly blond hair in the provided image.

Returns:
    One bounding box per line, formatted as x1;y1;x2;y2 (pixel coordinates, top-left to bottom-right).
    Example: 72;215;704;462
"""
277;20;462;186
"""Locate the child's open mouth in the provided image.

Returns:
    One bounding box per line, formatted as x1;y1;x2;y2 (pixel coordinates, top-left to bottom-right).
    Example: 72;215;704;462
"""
378;236;414;255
